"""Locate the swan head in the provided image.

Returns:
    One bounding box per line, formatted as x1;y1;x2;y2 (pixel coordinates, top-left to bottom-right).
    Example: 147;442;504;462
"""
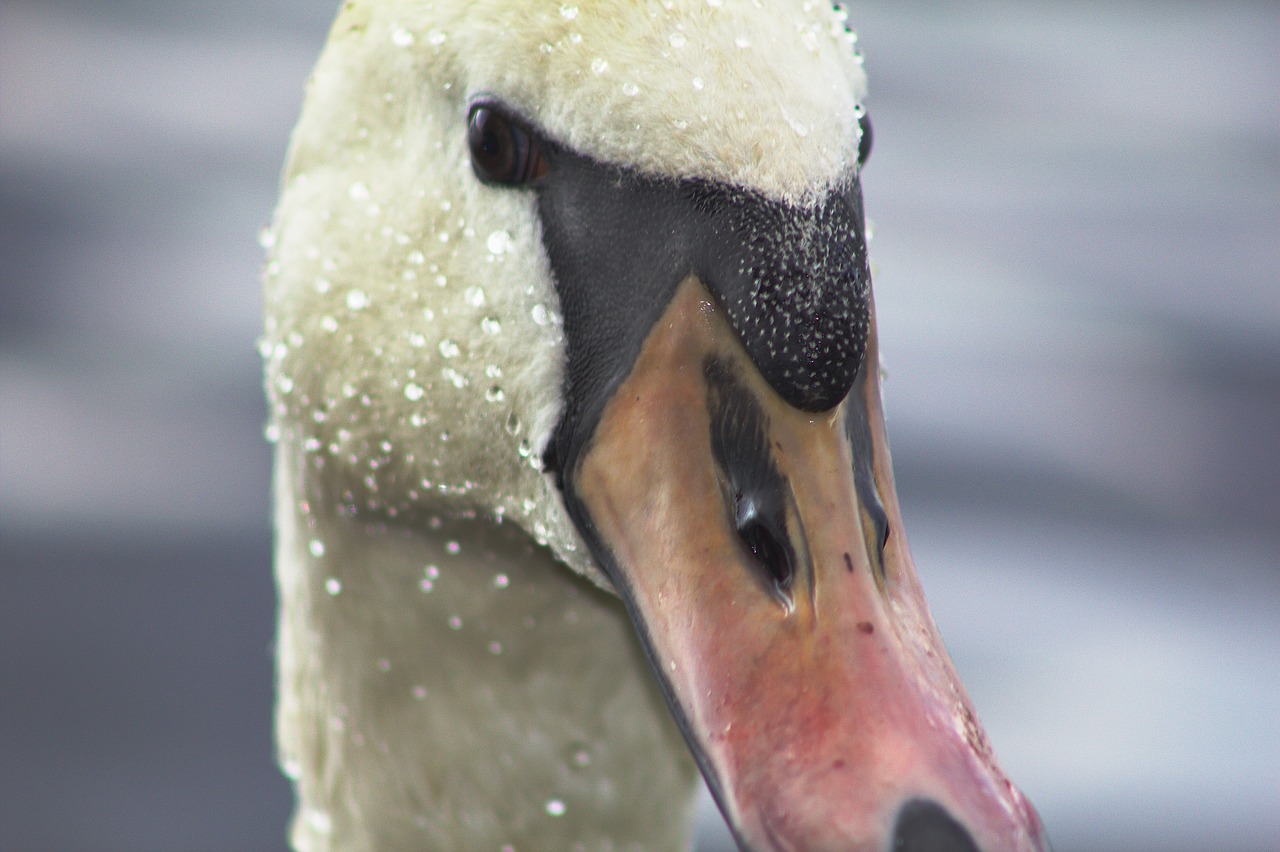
265;1;1049;849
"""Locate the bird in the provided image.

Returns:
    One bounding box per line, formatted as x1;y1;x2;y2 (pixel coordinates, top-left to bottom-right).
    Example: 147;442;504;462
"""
262;1;1050;849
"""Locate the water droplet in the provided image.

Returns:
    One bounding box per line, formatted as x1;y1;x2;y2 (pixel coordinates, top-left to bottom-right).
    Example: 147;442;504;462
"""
481;316;502;335
325;577;342;595
621;82;639;97
281;757;301;779
320;315;339;333
734;35;751;48
531;304;549;325
505;412;522;435
425;564;440;580
391;26;414;47
559;4;579;19
264;423;281;443
438;339;460;358
448;615;463;630
419;578;434;592
347;289;370;311
348;181;370;201
590;57;609;75
486;230;511;255
309;539;326;558
404;383;424;401
517;440;532;458
305;808;333;834
488;641;503;655
568;31;583;44
692;77;705;91
545;799;566;817
442;367;467;389
426;29;446;46
493;573;510;589
784;114;810;137
465;286;486;307
485;386;505;403
446;541;461;555
668;32;687;48
257;226;276;250
408;332;426;348
412;685;427;700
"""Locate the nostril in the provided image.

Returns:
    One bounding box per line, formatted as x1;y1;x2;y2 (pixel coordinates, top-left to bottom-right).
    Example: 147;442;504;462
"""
734;494;793;597
893;799;979;852
704;358;798;603
739;518;792;591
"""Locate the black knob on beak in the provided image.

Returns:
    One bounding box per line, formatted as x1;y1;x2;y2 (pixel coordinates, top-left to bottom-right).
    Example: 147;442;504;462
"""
893;799;980;852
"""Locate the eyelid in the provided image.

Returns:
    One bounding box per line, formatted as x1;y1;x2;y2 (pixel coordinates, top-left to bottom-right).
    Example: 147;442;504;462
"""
466;101;550;186
466;100;541;147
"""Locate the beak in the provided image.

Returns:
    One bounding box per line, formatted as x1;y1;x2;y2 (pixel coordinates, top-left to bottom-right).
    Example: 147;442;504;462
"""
566;276;1049;851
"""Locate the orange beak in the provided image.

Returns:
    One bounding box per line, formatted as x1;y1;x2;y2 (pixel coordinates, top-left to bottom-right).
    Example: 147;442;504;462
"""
566;276;1049;851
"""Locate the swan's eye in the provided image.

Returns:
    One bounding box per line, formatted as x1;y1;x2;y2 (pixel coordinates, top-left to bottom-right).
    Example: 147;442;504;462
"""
468;106;547;186
857;110;873;168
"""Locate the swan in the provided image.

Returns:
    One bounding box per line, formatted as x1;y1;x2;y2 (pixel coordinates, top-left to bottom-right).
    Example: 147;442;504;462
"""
262;1;1049;849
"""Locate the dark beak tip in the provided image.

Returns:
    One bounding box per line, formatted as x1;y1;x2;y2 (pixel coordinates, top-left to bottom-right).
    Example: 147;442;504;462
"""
892;798;981;852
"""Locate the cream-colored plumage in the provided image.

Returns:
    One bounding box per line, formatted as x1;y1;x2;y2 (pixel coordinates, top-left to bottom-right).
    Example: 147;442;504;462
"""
270;454;698;849
265;1;871;848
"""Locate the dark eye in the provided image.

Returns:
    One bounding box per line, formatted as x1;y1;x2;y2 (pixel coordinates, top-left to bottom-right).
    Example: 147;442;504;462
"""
857;110;873;168
467;105;547;186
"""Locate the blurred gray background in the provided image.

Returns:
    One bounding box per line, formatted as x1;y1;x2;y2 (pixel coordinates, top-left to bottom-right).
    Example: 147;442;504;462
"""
2;1;1277;850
